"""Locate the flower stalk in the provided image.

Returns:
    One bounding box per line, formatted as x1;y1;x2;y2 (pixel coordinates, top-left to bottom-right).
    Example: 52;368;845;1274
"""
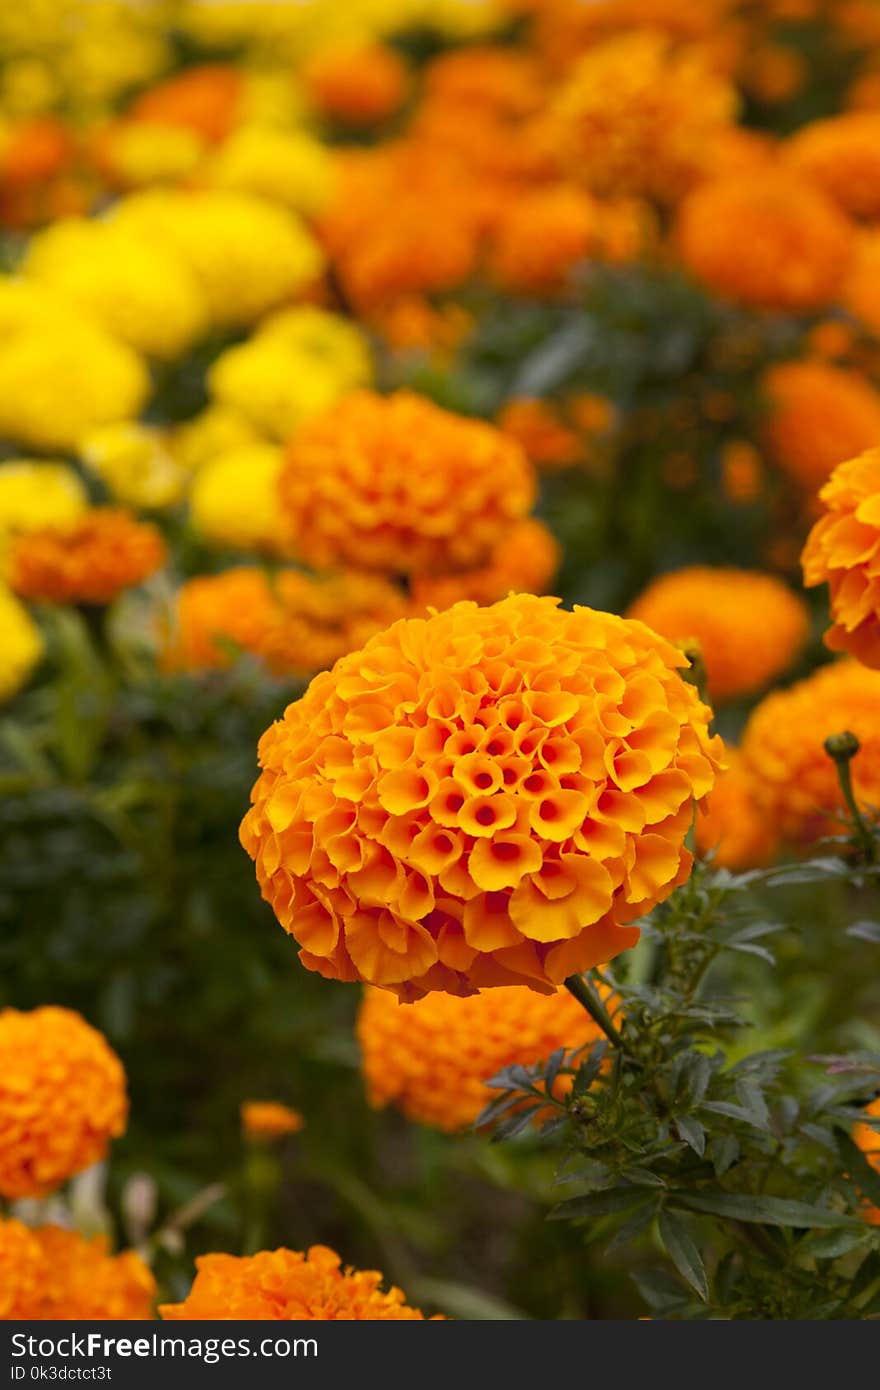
564;972;628;1053
825;730;876;864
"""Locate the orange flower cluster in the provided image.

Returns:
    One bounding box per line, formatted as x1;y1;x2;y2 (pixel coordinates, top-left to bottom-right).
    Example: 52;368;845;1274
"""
844;230;880;336
411;519;560;611
240;593;722;1001
240;1101;304;1140
763;361;880;493
8;507;166;605
853;1095;880;1225
0;1006;127;1199
160;1245;431;1320
303;43;409;126
695;748;778;871
357;983;603;1132
0;1220;155;1320
163;566;409;680
551;31;738;204
128;64;242;144
489;184;597;293
786;112;880;219
627;567;809;702
498;395;617;473
802;449;880;668
677;171;854;311
741;659;880;846
279;391;536;578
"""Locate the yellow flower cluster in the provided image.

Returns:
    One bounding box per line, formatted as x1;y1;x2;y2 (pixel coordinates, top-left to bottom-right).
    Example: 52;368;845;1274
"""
627;567;810;702
160;1244;432;1321
240;593;722;1000
208;306;373;442
0;459;86;541
80;423;190;511
279;391;536;577
0;583;43;701
357;983;604;1131
0;1005;127;1199
0;1219;155;1321
802;449;880;668
205;124;337;215
188;444;288;554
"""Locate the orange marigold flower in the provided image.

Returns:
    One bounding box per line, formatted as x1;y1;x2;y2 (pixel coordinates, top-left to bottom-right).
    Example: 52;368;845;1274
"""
8;507;166;606
0;1006;127;1200
843;230;880;336
241;1101;304;1141
0;1219;155;1321
160;1245;430;1320
786;113;880;219
240;593;722;1001
129;64;242;144
695;748;779;871
677;171;854;311
489;184;596;293
741;659;880;847
422;45;545;120
802;448;880;668
627;567;809;702
551;31;738;204
720;441;764;503
853;1095;880;1225
762;360;880;493
410;519;560;610
162;566;409;681
497;398;583;471
303;43;409;127
279;391;536;578
357;983;604;1132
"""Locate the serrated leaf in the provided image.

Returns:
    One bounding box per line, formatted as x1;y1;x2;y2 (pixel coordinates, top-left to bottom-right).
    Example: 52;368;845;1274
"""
658;1210;708;1301
572;1039;608;1097
675;1192;855;1229
674;1116;706;1157
631;1267;693;1313
710;1133;740;1177
701;1100;770;1132
799;1227;871;1260
604;1201;658;1254
544;1047;566;1095
550;1187;647;1221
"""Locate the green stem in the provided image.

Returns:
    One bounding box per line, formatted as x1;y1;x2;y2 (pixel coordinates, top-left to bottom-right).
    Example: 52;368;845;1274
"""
825;732;875;864
564;973;629;1053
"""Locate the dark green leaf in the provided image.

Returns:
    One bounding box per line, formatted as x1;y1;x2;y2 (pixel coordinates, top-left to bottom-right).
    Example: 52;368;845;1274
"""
675;1192;855;1229
836;1131;880;1209
658;1210;708;1301
550;1187;648;1221
674;1116;706;1157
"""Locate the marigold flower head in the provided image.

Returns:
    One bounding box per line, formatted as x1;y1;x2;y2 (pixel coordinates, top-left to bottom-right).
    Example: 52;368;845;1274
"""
627;567;809;702
0;460;86;542
763;360;880;493
741;659;880;846
802;449;880;668
279;391;535;578
0;1006;127;1200
129;63;243;144
96;119;207;190
422;44;545;118
208;307;373;443
357;983;604;1132
497;398;583;471
205;125;337;216
240;593;722;1001
162;566;409;681
411;519;560;610
843;230;880;337
720;441;764;504
489;184;596;294
111;189;323;328
853;1095;880;1225
9;507;166;606
695;748;779;871
551;31;738;204
168;404;262;476
677;171;854;312
0;583;43;702
786;113;880;220
188;445;288;555
304;42;409;126
241;1101;304;1141
80;422;189;511
0;1219;155;1320
23;215;208;361
161;1243;431;1321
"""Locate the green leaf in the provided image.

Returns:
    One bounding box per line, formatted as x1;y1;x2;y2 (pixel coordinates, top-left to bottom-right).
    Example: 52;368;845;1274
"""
550;1187;648;1221
836;1131;880;1209
799;1227;871;1260
675;1192;856;1229
674;1116;706;1157
658;1210;708;1301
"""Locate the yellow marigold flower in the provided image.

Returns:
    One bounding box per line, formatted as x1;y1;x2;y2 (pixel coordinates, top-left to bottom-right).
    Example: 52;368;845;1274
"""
0;1219;155;1320
0;1006;127;1199
677;170;854;312
111;189;323;328
303;42;410;126
98;119;207;189
803;449;880;668
741;659;880;847
552;31;738;204
189;444;287;555
695;748;779;871
9;508;166;606
23;216;208;361
0;584;43;702
279;391;536;577
162;566;409;680
160;1244;431;1321
0;460;86;542
241;1101;304;1140
205;124;337;216
411;519;560;609
240;593;722;1000
208;307;373;443
357;983;604;1132
763;360;880;493
853;1095;880;1225
168;404;262;476
786;113;880;220
627;567;809;703
80;422;190;511
489;184;596;294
